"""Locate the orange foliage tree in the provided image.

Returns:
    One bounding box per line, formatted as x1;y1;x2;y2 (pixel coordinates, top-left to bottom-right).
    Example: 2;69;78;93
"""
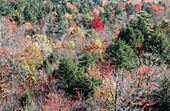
149;5;165;12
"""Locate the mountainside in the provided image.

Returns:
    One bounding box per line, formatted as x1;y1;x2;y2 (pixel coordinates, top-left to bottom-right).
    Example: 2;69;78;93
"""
0;0;169;111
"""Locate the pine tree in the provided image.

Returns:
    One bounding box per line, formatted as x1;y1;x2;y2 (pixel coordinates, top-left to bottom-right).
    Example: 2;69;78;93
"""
114;5;123;16
125;2;134;20
158;1;167;9
150;29;170;65
53;57;100;99
41;58;52;74
24;5;37;26
78;50;98;73
109;40;137;70
118;26;144;55
12;10;25;26
144;6;155;17
47;53;57;64
118;12;151;55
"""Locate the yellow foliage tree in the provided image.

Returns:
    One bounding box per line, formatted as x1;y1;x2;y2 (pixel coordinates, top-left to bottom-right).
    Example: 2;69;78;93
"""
19;44;43;72
95;38;103;53
67;27;85;40
94;79;116;109
27;35;53;57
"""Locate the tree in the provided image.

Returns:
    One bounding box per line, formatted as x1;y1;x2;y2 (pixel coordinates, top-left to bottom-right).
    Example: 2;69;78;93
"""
78;50;98;73
142;4;156;18
47;53;57;64
118;12;151;55
158;1;167;9
118;26;144;55
12;10;25;26
125;2;134;20
149;29;170;65
149;75;170;111
109;40;137;70
23;5;37;26
45;14;68;40
20;89;32;107
119;62;166;111
52;57;100;99
41;58;52;74
114;5;123;16
31;35;53;57
89;13;104;32
18;44;43;72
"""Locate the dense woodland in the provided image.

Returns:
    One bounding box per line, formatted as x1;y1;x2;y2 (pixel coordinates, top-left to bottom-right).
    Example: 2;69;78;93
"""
0;0;169;111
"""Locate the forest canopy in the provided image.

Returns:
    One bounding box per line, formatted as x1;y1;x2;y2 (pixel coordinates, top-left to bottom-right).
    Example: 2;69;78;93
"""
0;0;169;111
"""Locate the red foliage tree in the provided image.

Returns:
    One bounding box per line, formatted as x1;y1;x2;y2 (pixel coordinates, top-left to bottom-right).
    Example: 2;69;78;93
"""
134;1;144;12
43;91;75;111
89;13;104;32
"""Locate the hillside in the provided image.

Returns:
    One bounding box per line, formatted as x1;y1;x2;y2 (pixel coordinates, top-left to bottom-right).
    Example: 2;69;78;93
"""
0;0;169;111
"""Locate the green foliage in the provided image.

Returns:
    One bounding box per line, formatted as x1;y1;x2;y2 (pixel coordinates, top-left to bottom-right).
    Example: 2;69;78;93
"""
41;58;52;74
118;26;144;54
78;50;98;72
52;57;101;99
114;5;123;16
20;89;32;107
109;40;137;70
149;29;170;65
39;53;57;74
125;2;134;19
47;53;57;64
144;6;155;17
158;1;167;9
118;12;152;55
136;15;151;36
12;10;25;26
23;5;37;26
81;14;92;29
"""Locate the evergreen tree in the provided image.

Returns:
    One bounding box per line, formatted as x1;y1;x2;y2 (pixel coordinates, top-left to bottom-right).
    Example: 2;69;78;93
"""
20;89;32;107
78;50;98;73
47;53;57;64
149;29;170;65
12;10;25;26
109;40;137;70
41;58;52;74
118;25;144;55
104;10;112;20
125;2;134;20
144;6;155;17
114;5;123;16
118;12;151;54
24;5;37;26
53;57;100;99
158;1;167;9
